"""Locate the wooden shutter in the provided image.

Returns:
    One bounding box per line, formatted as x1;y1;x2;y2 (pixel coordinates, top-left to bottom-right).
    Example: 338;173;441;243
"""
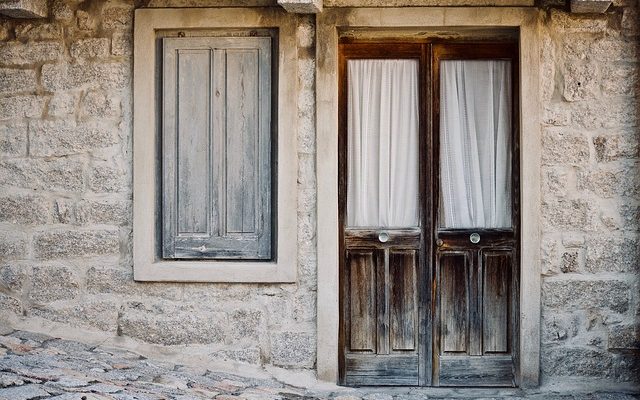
162;37;272;260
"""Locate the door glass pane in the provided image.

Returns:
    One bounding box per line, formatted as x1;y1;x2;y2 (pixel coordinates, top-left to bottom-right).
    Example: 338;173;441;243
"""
347;59;419;228
439;60;512;229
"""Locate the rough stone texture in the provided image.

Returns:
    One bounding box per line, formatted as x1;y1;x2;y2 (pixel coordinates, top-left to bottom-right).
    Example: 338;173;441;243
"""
28;265;81;303
33;229;120;260
270;332;315;368
0;0;47;18
0;195;49;225
543;280;630;314
29;120;119;157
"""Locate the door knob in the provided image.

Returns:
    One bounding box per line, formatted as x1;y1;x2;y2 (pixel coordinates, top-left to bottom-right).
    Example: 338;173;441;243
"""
470;232;481;244
378;232;389;243
436;239;444;247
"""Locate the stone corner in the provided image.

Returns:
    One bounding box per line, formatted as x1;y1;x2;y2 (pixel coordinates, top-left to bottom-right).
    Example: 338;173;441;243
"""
0;0;47;18
569;0;612;14
278;0;322;14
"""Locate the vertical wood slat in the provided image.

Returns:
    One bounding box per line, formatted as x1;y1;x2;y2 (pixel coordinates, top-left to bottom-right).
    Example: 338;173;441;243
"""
176;49;211;236
440;253;468;353
162;37;271;260
377;249;390;355
348;250;378;352
483;251;512;353
390;250;417;351
469;250;482;357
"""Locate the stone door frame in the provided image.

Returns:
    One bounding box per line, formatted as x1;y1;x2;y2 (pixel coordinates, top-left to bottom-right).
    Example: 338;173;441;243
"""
315;7;543;387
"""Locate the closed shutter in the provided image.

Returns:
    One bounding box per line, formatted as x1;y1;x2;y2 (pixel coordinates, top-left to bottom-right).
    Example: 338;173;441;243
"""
161;36;272;260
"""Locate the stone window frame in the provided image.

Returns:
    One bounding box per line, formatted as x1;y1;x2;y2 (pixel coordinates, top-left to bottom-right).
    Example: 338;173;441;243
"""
315;8;542;386
133;8;298;282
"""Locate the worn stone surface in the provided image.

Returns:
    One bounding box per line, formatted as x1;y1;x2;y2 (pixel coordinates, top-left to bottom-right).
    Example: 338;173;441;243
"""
33;229;120;260
543;280;630;313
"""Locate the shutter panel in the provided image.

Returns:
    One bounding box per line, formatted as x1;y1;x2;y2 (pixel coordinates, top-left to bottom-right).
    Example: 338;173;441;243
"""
162;37;272;260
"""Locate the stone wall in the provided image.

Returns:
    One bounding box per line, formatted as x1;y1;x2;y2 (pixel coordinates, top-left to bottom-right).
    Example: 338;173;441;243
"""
539;4;640;384
0;0;318;371
0;0;638;385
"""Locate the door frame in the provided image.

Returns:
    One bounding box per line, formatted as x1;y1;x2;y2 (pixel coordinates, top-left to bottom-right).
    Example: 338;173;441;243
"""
316;7;543;387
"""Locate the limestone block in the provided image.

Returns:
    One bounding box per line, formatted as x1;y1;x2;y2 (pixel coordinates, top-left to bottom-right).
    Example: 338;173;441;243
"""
118;301;227;345
270;331;315;367
0;0;47;18
0;95;47;120
543;279;629;313
28;265;81;303
0;231;27;261
42;62;129;91
0;42;63;65
0;69;36;94
542;347;613;378
586;236;640;273
570;0;612;13
29;120;119;157
0;121;27;157
0;158;84;192
278;0;322;14
33;229;120;260
0;194;49;225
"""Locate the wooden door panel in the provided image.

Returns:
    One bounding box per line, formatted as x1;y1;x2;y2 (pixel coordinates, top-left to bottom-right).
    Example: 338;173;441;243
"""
345;354;419;386
439;355;515;386
439;252;469;354
482;251;512;354
389;250;418;351
347;250;380;352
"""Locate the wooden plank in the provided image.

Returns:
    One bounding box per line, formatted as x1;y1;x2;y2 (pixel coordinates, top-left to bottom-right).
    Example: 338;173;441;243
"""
438;355;515;387
225;49;259;235
440;253;468;353
389;250;417;351
483;251;511;353
345;355;419;386
176;49;211;235
348;250;377;352
377;249;389;355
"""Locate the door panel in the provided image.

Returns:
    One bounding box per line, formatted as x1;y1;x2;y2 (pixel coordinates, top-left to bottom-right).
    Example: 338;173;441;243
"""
389;250;417;351
347;250;379;352
483;251;512;354
439;252;469;354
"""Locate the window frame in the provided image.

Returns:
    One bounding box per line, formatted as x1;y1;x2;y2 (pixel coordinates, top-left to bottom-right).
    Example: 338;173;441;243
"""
132;8;298;282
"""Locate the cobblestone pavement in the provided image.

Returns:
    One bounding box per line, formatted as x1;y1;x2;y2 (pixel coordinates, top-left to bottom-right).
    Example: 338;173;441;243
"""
1;329;638;400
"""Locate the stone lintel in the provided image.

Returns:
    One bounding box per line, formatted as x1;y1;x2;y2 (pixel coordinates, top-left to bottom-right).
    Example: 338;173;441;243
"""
278;0;322;14
570;0;612;13
0;0;47;18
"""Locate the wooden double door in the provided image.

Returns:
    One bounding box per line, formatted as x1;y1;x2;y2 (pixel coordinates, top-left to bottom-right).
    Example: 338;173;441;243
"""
338;42;520;387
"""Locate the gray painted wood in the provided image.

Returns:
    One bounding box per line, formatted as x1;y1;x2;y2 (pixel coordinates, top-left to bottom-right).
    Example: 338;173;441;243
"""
162;36;272;260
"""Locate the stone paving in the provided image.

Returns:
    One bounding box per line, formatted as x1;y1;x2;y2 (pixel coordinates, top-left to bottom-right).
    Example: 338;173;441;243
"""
0;329;638;400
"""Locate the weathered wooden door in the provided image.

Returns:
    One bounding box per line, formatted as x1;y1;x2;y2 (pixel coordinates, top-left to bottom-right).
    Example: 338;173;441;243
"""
339;41;519;387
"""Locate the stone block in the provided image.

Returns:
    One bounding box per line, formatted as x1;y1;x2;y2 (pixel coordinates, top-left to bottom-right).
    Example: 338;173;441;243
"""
101;3;133;30
586;235;640;273
541;199;593;231
85;267;182;300
118;301;227;345
76;199;131;226
29;120;119;157
76;10;97;31
0;42;62;65
543;279;629;313
577;164;640;199
609;324;640;350
298;153;316;188
0;0;47;18
30;298;119;332
0;264;27;292
541;166;570;199
230;309;263;341
0;69;36;94
542;347;613;378
0;293;21;315
71;38;111;59
28;265;80;303
542;104;572;127
0;232;27;261
0;157;84;192
593;133;639;162
112;31;132;56
0;95;47;120
591;37;638;63
51;0;73;21
541;128;590;165
601;63;638;97
562;62;599;101
279;0;322;13
211;348;261;364
542;312;579;343
47;92;78;117
621;6;638;33
270;331;315;367
15;22;63;40
0;194;49;225
89;162;129;193
33;229;119;260
560;249;581;273
570;0;612;13
80;90;121;118
541;236;560;276
42;62;129;91
549;9;608;32
297;17;315;48
0;121;27;157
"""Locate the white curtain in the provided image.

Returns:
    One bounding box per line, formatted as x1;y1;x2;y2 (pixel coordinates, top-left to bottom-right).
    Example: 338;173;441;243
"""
440;60;512;229
347;59;419;228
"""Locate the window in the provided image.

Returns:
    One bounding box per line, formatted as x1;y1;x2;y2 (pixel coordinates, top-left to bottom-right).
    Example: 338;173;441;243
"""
133;8;297;282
